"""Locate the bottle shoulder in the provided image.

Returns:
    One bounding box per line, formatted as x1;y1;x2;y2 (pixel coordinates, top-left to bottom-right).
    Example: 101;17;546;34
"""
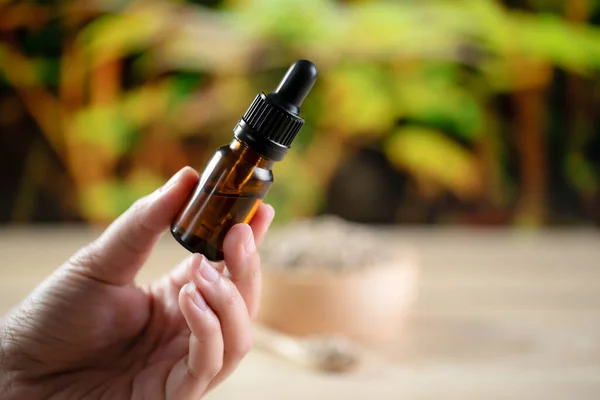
212;142;274;171
202;144;273;186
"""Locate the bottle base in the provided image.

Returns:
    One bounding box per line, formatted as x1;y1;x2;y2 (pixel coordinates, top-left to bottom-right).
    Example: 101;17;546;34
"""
170;224;224;262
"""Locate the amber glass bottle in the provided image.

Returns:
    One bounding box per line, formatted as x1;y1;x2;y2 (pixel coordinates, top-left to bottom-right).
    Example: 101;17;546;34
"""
171;60;318;261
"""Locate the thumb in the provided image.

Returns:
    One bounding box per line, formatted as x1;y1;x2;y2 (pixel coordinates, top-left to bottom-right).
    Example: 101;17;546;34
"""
68;167;198;286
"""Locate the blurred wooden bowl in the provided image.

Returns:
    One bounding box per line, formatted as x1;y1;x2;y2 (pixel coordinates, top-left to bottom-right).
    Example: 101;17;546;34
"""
257;251;418;346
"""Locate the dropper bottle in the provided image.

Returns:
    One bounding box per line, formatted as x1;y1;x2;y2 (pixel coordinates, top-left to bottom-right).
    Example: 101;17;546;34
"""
171;60;318;261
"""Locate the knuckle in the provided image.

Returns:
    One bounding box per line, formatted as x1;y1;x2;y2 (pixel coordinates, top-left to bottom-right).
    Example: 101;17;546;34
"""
188;353;222;382
129;196;159;236
205;355;223;380
130;199;148;228
208;322;223;339
131;197;146;217
228;321;253;362
226;336;252;364
192;316;222;341
225;282;239;308
67;241;102;269
130;196;148;212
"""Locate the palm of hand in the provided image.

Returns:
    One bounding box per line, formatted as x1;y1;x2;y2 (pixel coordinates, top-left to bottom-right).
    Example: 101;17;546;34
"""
0;167;272;400
12;275;187;398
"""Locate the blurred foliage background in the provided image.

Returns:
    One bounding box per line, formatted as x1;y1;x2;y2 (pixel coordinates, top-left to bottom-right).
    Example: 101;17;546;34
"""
1;0;600;227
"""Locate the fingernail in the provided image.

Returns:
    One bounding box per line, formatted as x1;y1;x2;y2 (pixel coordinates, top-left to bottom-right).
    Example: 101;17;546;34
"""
244;226;255;255
266;204;276;222
200;257;219;283
185;281;208;310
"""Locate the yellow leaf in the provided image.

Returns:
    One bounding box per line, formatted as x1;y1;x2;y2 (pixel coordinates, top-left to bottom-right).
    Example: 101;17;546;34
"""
69;105;135;159
265;151;321;222
78;3;173;66
78;180;124;223
323;63;395;136
385;127;481;199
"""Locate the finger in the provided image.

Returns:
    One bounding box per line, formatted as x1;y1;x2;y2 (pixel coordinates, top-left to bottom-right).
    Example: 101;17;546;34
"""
189;254;253;389
222;224;262;319
157;254;224;337
166;279;224;400
249;203;275;246
167;203;273;289
69;167;199;286
205;204;273;276
168;257;221;291
211;261;227;275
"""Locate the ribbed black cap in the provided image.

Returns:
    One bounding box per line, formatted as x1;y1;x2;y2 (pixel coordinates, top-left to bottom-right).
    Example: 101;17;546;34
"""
234;60;318;161
243;93;303;147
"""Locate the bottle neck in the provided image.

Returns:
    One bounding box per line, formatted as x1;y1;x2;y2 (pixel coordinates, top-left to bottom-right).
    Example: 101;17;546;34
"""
229;139;275;169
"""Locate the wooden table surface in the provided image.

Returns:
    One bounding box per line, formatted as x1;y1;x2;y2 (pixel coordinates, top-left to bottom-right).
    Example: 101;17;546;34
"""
1;227;599;399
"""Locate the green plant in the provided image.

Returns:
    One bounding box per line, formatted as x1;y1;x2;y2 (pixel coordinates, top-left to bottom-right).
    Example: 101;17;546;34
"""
1;0;599;225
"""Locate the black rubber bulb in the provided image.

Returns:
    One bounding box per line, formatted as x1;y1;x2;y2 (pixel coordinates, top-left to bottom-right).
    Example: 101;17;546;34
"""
267;59;318;115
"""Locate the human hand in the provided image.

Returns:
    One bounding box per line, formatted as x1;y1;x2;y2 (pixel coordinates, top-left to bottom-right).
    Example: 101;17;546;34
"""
0;166;274;399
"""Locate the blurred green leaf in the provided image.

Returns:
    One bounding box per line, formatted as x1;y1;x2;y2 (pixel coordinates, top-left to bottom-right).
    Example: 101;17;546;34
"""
127;169;166;201
466;0;515;54
565;152;598;196
34;57;60;86
0;45;40;88
78;171;163;221
385;126;481;198
72;80;192;140
79;4;172;66
79;179;128;222
393;64;484;140
170;72;204;106
265;150;322;222
234;0;335;44
512;12;600;73
525;0;569;13
121;81;175;127
5;0;600;226
324;63;396;136
70;105;137;158
345;1;468;57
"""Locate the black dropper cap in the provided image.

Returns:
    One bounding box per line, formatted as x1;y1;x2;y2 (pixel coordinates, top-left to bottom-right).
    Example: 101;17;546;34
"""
234;60;318;161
